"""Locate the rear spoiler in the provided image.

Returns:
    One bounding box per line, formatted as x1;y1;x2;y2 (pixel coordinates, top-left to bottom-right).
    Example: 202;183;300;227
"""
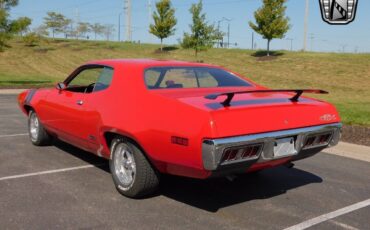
204;89;328;107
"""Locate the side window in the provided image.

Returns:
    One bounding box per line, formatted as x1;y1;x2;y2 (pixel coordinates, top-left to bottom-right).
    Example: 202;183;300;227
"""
93;67;114;92
67;66;113;93
68;68;101;88
144;69;161;88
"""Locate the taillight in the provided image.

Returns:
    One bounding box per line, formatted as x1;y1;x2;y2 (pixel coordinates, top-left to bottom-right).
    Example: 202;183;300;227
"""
221;144;262;163
303;132;332;149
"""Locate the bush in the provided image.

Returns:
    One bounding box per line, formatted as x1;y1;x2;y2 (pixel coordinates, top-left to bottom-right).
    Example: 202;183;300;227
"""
0;32;12;51
23;32;40;46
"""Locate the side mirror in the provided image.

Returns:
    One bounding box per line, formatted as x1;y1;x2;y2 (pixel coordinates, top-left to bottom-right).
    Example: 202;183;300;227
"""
56;82;66;91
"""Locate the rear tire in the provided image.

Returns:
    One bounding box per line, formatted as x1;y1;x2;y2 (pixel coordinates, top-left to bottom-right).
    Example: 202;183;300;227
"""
109;137;159;198
28;110;52;146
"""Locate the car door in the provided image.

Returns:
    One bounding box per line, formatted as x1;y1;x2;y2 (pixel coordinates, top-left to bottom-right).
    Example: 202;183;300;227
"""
80;66;114;152
41;66;103;149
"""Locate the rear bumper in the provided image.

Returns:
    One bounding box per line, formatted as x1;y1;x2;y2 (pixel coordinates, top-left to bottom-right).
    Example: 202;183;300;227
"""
202;123;342;172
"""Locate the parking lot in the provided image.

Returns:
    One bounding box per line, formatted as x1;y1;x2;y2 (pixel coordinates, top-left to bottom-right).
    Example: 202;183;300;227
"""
1;94;369;230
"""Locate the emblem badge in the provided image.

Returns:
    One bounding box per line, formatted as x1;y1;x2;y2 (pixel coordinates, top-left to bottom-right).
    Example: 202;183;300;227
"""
319;0;358;25
320;114;337;121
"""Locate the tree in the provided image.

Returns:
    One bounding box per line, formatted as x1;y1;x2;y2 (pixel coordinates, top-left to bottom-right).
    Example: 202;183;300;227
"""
149;0;177;51
76;22;91;39
249;0;290;56
44;12;70;38
0;0;18;10
90;23;104;40
0;0;28;51
102;24;115;41
10;16;31;36
34;25;49;37
0;9;11;50
181;0;219;56
61;18;72;38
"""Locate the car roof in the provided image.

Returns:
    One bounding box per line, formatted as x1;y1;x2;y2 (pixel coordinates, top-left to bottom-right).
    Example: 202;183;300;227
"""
86;59;218;69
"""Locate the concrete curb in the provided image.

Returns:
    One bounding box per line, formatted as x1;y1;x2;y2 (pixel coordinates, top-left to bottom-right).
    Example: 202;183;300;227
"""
324;142;370;163
0;89;27;95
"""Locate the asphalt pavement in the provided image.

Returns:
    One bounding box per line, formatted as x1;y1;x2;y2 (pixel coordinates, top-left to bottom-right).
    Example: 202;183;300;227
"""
1;94;369;230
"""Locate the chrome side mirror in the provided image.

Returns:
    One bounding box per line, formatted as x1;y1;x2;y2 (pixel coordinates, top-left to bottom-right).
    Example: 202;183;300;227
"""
56;82;66;91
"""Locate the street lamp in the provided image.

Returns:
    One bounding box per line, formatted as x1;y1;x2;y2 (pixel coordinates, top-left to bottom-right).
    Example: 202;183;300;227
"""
303;0;309;51
217;17;232;48
217;19;224;48
222;17;231;48
118;12;123;42
286;38;293;51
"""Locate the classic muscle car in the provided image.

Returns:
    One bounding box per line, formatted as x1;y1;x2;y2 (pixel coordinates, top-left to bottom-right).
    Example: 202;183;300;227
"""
18;59;342;198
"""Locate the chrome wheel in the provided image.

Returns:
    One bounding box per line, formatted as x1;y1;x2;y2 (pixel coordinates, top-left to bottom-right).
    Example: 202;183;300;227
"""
29;112;39;141
114;143;136;189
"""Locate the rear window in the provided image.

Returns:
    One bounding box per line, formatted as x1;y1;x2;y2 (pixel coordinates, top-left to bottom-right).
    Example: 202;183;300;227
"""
144;67;252;89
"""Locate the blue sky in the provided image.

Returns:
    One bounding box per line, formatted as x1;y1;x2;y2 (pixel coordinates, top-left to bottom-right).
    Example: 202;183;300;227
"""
10;0;370;53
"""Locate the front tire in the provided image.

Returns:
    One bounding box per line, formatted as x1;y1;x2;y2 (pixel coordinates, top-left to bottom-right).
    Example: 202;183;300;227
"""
28;110;52;146
109;137;159;198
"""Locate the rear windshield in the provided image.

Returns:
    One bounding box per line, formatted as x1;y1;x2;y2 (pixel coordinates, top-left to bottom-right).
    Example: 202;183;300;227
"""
144;67;252;89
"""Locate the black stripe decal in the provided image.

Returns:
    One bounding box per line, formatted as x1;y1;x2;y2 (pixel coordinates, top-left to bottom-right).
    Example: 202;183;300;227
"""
24;89;37;105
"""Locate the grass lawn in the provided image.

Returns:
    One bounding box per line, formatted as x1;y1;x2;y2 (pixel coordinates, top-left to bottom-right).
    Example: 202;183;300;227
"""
0;38;369;126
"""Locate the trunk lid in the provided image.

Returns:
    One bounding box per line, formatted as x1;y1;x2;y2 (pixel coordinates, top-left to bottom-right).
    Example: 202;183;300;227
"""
156;88;340;138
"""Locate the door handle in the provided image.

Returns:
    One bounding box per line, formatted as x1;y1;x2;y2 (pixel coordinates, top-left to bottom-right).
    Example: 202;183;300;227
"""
76;100;84;105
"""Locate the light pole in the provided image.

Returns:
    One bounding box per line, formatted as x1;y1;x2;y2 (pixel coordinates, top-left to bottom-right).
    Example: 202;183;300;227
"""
286;38;293;51
303;0;309;51
217;20;221;48
217;19;226;48
252;32;254;50
118;12;123;42
309;33;314;51
222;17;231;48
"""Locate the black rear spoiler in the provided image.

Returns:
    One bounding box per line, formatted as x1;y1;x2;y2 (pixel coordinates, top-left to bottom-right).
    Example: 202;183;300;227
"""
204;89;328;107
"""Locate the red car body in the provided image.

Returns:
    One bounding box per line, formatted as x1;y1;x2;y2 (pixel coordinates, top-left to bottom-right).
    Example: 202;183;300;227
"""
18;59;341;190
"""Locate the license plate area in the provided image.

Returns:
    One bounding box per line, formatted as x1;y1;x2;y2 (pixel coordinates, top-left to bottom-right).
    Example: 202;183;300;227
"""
273;137;297;158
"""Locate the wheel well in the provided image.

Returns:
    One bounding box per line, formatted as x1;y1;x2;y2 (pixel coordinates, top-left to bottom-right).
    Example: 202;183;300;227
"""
24;105;33;114
103;131;155;164
104;132;144;153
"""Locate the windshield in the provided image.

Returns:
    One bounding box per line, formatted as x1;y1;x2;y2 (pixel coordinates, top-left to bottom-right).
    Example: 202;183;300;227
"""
144;67;252;89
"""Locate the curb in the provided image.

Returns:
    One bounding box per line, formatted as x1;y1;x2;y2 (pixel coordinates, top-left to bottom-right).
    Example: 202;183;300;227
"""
0;89;27;95
324;142;370;163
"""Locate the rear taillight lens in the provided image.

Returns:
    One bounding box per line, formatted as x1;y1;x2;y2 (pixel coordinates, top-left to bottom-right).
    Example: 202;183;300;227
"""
303;132;332;149
221;144;262;163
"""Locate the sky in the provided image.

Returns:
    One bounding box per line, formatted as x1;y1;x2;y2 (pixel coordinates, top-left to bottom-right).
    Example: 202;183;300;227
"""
9;0;370;53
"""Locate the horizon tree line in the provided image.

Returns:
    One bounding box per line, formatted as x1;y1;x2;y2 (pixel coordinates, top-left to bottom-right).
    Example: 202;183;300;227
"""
42;11;115;41
1;0;290;56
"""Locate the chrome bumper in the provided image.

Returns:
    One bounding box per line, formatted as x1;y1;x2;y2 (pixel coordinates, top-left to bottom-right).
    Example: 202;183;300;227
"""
202;123;342;171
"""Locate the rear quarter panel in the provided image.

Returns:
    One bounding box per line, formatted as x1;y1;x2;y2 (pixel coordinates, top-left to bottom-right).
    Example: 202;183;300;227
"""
97;64;213;177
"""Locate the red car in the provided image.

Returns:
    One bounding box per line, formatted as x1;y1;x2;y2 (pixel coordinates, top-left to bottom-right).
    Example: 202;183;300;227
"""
18;59;341;198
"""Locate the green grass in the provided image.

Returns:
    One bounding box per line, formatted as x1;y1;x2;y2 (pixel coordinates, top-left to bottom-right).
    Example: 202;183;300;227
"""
1;38;369;126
